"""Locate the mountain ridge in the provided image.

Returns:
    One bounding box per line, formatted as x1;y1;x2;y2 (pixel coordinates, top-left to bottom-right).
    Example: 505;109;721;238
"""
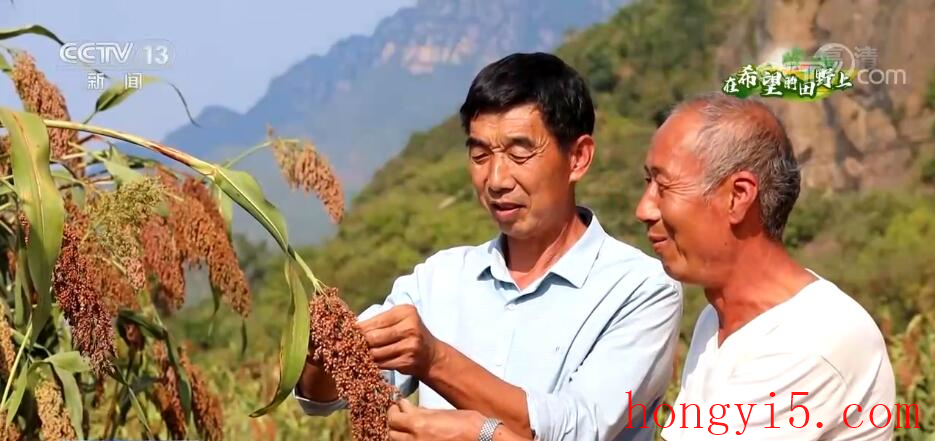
162;0;632;244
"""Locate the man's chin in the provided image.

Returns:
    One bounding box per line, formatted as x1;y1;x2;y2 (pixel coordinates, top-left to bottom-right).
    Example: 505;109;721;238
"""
494;220;527;239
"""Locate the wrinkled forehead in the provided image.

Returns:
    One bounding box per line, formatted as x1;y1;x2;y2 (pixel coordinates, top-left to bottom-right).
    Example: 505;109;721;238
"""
470;104;544;132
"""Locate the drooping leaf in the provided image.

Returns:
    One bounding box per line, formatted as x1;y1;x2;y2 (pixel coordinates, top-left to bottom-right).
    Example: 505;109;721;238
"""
115;310;192;417
86;75;158;120
94;150;144;184
0;51;9;74
117;310;166;339
0;24;67;45
51;364;84;439
250;260;309;417
12;248;27;327
240;318;248;359
51;169;85;207
84;75;199;127
39;350;91;373
210;182;233;237
110;369;153;439
198;165;290;252
0;108;66;342
4;361;29;424
164;333;193;419
196;164;322;288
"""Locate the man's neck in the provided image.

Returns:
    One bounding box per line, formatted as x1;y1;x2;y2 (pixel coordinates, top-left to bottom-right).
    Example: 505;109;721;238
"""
504;206;587;290
704;237;817;346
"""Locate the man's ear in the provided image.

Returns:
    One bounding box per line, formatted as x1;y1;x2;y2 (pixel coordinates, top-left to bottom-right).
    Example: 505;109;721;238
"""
727;171;758;225
569;134;595;183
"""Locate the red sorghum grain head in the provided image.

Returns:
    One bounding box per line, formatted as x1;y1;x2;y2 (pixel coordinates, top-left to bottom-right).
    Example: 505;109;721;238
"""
269;129;345;224
140;215;186;313
310;287;400;440
179;345;224;441
159;170;250;317
0;135;9;177
0;302;16;379
151;341;187;439
11;52;83;176
54;204;117;377
0;410;24;441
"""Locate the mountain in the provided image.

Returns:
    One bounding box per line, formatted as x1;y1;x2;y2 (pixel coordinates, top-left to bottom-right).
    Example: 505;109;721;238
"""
161;0;633;244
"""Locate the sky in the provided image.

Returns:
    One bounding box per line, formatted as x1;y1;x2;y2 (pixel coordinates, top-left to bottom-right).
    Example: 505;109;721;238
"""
0;0;415;142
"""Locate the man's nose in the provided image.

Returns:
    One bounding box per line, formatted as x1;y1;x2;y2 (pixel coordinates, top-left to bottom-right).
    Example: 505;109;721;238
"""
487;155;515;195
635;187;661;225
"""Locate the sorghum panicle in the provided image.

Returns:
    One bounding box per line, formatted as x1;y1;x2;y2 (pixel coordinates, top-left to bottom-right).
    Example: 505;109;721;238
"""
35;380;77;441
10;52;83;176
269;130;345;224
310;287;400;441
53;204;117;377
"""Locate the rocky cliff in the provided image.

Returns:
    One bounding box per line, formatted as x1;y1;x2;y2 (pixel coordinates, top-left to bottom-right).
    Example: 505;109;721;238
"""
715;0;935;190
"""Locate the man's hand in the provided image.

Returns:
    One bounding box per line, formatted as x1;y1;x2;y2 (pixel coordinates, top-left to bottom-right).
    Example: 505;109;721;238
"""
358;305;442;378
388;398;485;441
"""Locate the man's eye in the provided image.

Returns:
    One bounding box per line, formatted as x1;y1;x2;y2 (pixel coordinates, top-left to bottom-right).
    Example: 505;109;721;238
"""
508;150;533;162
470;152;489;162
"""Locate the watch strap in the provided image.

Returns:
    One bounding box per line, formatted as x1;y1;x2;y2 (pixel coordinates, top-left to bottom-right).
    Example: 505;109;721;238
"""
477;417;503;441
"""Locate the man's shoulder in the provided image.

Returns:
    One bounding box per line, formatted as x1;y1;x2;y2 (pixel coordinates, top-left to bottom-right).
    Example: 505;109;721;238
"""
782;277;885;345
596;236;681;292
760;277;890;380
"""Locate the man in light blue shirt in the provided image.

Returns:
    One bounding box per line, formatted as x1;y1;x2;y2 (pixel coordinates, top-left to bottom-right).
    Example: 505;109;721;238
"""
294;52;682;441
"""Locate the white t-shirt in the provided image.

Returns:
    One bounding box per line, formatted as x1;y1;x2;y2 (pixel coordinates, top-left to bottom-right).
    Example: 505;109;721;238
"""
660;276;896;440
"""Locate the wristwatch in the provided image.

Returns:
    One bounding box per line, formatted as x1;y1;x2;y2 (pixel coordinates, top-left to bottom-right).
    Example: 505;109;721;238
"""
477;417;503;441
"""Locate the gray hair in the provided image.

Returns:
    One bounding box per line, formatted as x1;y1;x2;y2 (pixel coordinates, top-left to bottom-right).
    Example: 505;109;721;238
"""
670;92;801;241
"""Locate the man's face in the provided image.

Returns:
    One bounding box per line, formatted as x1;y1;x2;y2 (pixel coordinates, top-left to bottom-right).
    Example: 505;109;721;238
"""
635;111;732;284
466;104;583;239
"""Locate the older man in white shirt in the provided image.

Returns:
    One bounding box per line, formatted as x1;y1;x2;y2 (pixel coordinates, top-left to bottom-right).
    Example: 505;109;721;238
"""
635;92;895;440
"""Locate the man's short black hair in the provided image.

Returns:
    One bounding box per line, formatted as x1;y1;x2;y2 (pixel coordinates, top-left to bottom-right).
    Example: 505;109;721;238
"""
458;52;595;151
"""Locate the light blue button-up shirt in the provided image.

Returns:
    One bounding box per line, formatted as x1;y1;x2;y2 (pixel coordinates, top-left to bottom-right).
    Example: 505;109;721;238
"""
295;207;683;441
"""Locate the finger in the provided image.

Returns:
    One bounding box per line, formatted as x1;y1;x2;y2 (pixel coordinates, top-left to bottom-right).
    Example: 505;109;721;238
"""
371;341;412;364
397;397;417;412
358;305;414;332
362;326;403;348
387;403;406;429
388;402;415;431
388;428;414;441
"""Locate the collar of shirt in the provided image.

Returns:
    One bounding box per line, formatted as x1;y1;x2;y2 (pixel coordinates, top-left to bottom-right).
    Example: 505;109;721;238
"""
464;206;607;302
